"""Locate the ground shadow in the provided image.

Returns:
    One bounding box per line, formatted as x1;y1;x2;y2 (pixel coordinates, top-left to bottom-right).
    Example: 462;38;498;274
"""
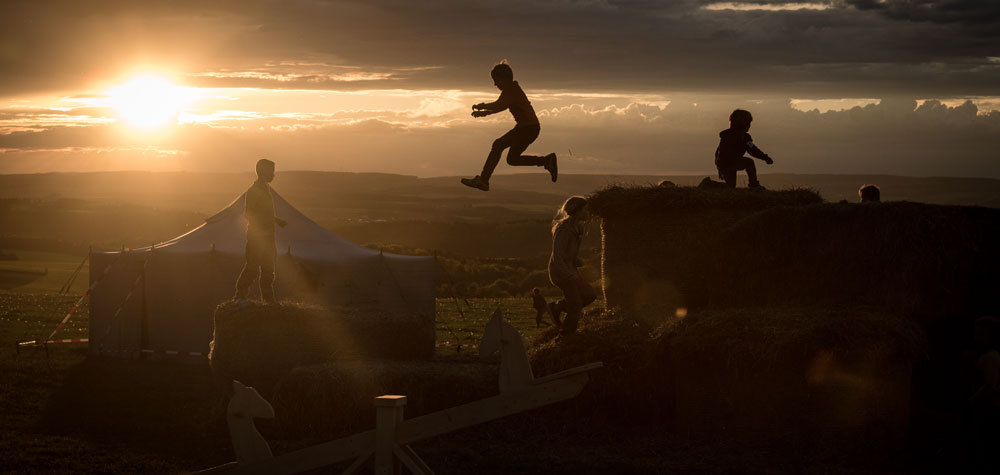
32;356;233;470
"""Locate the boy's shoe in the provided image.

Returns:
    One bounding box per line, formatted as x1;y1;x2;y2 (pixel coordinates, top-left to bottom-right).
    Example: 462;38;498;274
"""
748;183;767;191
544;153;558;182
460;176;490;191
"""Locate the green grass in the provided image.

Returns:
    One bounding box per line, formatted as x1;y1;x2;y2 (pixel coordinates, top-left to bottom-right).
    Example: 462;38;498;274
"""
0;249;89;294
434;297;555;358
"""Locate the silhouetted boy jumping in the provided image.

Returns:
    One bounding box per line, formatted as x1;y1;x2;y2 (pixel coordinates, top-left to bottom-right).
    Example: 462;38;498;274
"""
461;61;557;191
234;159;286;304
715;109;774;189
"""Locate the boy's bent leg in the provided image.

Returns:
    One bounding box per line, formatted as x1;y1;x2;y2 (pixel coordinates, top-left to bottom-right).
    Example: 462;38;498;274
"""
742;157;760;186
480;128;518;180
720;167;738;188
506;152;547;167
504;126;545;167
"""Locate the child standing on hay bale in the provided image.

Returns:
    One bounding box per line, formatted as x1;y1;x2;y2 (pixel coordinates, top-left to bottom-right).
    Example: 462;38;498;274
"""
548;196;596;334
712;109;774;190
461;61;558;192
531;287;550;328
234;159;287;305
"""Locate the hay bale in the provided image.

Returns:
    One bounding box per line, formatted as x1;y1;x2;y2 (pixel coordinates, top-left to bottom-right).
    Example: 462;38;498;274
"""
209;301;435;390
715;201;1000;318
669;306;924;460
590;185;1000;325
269;359;496;438
529;308;673;424
588;185;822;321
588;184;823;217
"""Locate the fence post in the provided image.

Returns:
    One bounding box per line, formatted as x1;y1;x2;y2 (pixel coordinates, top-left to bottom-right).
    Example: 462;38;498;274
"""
374;395;406;475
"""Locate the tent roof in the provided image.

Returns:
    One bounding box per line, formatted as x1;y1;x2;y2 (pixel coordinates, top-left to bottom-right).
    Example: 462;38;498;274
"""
152;188;415;262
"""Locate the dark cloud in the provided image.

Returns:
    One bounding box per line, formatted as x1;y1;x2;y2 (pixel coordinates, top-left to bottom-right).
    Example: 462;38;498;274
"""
3;98;998;177
845;0;1000;26
0;0;998;96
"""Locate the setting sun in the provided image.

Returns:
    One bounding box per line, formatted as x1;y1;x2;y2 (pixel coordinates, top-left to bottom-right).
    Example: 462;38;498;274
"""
106;75;192;130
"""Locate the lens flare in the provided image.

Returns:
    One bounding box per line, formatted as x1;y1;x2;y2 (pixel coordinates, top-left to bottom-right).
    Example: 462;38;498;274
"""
106;75;192;130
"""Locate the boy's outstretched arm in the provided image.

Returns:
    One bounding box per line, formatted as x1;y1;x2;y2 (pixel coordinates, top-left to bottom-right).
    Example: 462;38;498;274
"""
471;95;509;117
746;140;774;164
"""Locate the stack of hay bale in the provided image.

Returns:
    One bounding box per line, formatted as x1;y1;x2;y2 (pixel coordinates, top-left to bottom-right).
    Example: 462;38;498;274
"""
557;184;1000;464
587;185;822;320
209;300;435;389
669;307;923;461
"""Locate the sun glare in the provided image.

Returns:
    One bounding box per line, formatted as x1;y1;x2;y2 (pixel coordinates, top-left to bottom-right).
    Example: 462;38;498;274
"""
106;75;192;130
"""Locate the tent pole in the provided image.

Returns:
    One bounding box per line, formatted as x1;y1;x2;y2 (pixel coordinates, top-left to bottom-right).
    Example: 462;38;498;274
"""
139;246;151;360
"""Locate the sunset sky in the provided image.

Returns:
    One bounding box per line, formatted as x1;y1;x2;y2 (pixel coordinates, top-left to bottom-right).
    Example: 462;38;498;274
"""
1;0;998;177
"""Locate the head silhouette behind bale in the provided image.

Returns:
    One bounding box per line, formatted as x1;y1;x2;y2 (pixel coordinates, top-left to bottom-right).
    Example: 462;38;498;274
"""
859;184;881;203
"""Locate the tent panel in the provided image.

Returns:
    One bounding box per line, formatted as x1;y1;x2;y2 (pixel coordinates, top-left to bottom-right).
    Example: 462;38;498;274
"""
88;252;145;357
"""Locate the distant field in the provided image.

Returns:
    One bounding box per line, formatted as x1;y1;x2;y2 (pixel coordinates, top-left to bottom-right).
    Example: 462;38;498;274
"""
2;171;999;262
0;249;89;293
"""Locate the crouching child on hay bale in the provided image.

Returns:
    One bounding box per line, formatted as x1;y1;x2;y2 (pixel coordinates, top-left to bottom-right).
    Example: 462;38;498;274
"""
547;196;597;334
461;61;558;192
234;158;287;305
711;109;774;190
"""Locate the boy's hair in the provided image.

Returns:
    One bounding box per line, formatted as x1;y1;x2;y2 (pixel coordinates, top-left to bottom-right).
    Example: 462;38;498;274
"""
532;287;540;294
256;158;275;176
729;109;753;125
858;184;881;203
491;61;513;81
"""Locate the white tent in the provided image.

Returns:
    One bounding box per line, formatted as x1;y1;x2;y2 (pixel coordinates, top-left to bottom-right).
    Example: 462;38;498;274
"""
88;189;435;358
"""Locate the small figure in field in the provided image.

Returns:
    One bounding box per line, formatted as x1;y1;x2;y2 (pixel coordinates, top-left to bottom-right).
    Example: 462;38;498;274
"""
858;184;881;203
234;159;287;305
461;61;558;191
547;196;597;334
531;287;549;328
714;109;774;190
